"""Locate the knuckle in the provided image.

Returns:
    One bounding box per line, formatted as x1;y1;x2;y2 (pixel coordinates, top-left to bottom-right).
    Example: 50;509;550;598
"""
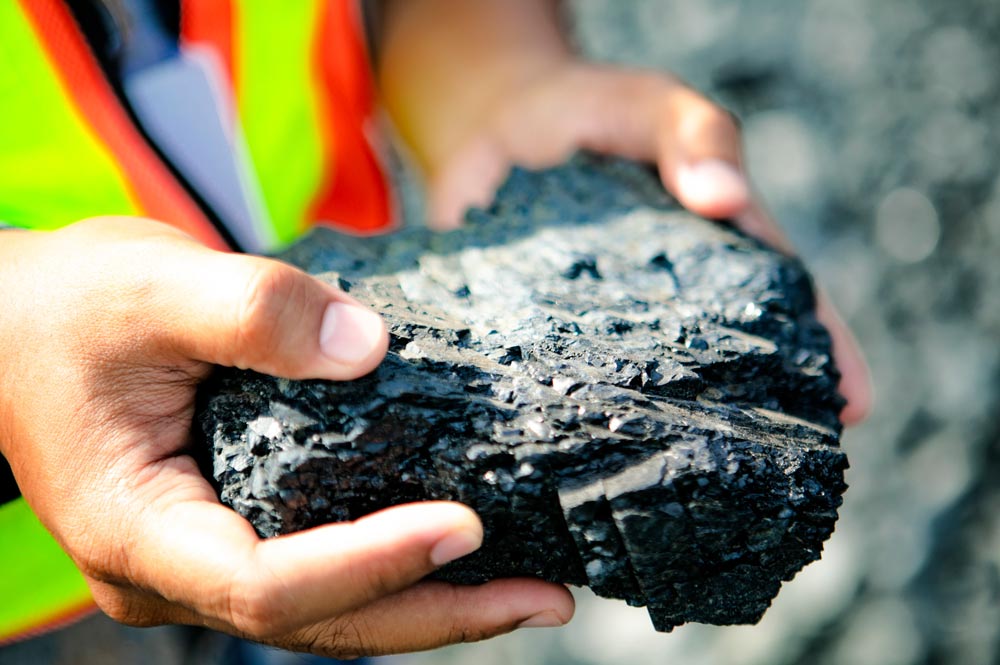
73;543;123;586
90;585;161;628
228;564;300;639
232;261;304;364
447;623;476;645
230;586;287;638
668;88;740;134
349;557;409;605
63;215;133;241
307;618;374;659
693;97;737;130
95;595;133;625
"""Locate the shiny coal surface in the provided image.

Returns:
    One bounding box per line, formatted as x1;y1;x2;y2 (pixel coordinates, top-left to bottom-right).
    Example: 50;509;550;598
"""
198;158;846;631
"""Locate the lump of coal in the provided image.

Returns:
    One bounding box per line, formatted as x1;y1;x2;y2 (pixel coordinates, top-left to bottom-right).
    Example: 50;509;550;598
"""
196;155;848;632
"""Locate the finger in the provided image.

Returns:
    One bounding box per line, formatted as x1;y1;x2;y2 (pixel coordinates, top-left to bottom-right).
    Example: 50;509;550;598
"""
123;235;389;381
731;204;872;425
281;579;575;658
425;65;669;230
655;88;751;220
94;568;574;656
95;482;572;656
427;135;510;230
735;198;796;254
728;202;872;424
243;502;483;629
128;464;486;638
497;66;752;221
816;290;873;425
87;579;204;628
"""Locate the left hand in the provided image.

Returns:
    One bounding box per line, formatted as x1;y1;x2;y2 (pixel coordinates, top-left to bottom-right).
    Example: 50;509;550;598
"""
423;60;872;426
427;62;751;230
0;218;572;657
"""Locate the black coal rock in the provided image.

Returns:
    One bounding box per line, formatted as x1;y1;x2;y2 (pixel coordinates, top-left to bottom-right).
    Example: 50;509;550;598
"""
196;155;848;632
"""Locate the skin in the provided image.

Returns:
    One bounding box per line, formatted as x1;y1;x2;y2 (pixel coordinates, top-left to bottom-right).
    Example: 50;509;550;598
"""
0;0;871;658
378;0;871;425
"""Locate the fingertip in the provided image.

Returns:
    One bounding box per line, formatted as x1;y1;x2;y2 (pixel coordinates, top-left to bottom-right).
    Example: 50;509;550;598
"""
815;291;873;426
735;205;796;254
426;192;466;230
838;351;874;426
840;390;873;426
462;578;574;633
429;500;484;531
318;301;389;378
545;583;576;626
514;580;576;629
427;138;507;232
427;181;496;232
518;611;567;629
371;499;481;527
358;500;484;563
430;216;465;232
673;160;751;219
430;526;483;567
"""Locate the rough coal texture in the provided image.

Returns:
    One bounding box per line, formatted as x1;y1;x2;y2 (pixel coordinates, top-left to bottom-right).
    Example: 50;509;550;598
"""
197;156;847;632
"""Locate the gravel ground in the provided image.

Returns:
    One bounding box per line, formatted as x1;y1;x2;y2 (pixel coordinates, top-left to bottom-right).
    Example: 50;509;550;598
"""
4;1;998;664
415;2;1000;664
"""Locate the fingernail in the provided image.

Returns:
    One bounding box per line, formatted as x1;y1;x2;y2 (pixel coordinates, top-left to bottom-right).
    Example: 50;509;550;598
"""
517;611;565;629
678;159;750;207
736;210;795;254
430;527;483;566
319;302;385;365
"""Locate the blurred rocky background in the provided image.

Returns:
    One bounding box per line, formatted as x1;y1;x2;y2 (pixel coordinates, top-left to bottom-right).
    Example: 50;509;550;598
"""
415;1;1000;664
5;0;998;663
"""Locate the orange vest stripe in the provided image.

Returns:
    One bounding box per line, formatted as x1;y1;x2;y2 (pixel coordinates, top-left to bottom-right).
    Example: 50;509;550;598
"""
179;0;238;98
0;497;96;645
20;0;229;251
308;0;393;234
0;598;96;648
0;4;392;641
177;0;393;241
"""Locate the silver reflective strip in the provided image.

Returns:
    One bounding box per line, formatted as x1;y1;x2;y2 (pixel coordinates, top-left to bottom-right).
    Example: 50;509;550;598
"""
123;49;275;253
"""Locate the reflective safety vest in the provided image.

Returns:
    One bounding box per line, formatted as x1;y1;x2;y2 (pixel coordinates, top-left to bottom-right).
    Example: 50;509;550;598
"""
0;0;391;644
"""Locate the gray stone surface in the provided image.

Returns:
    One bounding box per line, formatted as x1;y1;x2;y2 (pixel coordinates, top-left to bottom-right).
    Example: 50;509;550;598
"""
197;157;846;631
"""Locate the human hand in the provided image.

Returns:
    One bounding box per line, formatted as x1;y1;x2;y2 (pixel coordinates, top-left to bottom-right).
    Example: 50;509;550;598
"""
0;218;574;656
378;0;870;424
400;58;872;425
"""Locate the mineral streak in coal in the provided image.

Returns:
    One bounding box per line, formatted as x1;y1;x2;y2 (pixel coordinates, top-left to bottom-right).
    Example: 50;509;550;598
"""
197;156;848;632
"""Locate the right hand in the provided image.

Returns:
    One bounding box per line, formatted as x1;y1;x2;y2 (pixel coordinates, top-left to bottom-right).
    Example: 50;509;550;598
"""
0;217;573;657
418;60;872;425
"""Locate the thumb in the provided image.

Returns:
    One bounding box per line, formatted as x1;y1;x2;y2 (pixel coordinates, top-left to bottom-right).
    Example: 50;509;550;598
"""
150;243;388;381
129;476;485;638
